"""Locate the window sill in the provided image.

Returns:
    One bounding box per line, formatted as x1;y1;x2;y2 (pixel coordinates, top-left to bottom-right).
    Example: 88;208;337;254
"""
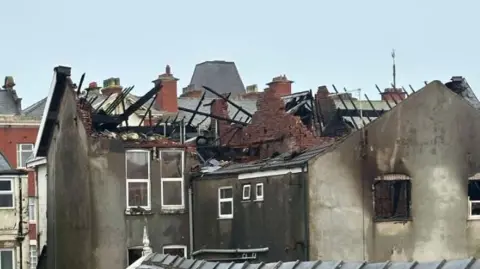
468;216;480;221
374;217;412;223
125;209;154;216
218;216;233;220
160;208;187;215
0;207;15;210
254;199;264;202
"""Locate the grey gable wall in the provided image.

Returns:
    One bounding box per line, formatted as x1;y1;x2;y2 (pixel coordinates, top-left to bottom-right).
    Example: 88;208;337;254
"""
307;81;480;262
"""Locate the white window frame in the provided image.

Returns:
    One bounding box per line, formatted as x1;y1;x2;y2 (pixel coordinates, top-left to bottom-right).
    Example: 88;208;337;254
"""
16;143;34;168
162;245;187;258
0;177;14;209
28;197;36;223
29;245;37;269
0;248;15;269
125;149;151;210
160;150;185;210
218;186;233;219
255;183;264;201
242;184;251;200
468;197;480;220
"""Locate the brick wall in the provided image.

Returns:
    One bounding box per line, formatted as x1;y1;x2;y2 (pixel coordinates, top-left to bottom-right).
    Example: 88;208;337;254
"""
211;89;332;159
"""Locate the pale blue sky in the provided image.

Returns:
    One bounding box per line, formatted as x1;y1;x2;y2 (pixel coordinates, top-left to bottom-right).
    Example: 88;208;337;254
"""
2;0;479;107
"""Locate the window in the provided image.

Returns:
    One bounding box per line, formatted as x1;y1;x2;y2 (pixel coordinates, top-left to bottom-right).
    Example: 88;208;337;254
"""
218;187;233;219
160;151;184;209
0;249;14;269
127;248;143;265
17;144;34;168
29;246;37;269
255;183;264;201
468;180;480;219
242;184;251;200
163;245;187;257
0;178;14;208
373;176;411;221
28;198;35;222
126;150;151;209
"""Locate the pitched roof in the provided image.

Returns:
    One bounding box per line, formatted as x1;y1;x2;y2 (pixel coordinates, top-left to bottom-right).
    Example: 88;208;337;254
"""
187;61;246;97
22;97;47;116
135;253;480;269
0;151;12;171
0;90;21;115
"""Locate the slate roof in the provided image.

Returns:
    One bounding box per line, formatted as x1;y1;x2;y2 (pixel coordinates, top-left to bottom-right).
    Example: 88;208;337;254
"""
0;90;21;115
22;97;47;116
187;61;246;97
0;151;12;171
199;143;333;176
136;253;480;269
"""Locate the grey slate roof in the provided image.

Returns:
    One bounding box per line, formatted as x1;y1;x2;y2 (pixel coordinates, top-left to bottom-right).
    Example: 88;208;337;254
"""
187;61;246;97
0;90;21;115
137;253;480;269
0;151;12;171
200;144;332;176
22;97;47;116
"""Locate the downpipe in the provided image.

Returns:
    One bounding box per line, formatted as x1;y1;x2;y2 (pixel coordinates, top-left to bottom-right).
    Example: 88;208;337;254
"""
188;186;194;258
16;176;26;269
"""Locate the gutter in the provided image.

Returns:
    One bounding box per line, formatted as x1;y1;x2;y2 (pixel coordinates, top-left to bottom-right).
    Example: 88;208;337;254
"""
191;247;269;257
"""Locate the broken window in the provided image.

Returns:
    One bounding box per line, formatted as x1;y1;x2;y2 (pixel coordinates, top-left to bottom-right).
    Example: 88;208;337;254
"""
255;183;264;201
0;178;13;208
218;186;233;219
242;184;251;200
127;248;143;265
468;180;480;218
126;150;151;209
373;175;411;221
160;151;184;209
163;245;187;258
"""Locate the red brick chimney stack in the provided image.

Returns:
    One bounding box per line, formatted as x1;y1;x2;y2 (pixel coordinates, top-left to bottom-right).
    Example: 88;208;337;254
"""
266;75;293;96
153;65;178;113
101;77;123;95
381;88;406;102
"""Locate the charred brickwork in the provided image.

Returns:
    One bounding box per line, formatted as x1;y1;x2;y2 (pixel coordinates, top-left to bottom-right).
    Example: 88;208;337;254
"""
211;89;331;159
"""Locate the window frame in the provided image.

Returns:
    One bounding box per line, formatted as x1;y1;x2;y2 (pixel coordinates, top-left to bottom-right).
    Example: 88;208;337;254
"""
255;183;264;201
28;197;36;223
0;248;15;269
242;184;251;200
162;245;187;258
160;150;185;210
125;149;151;210
0;177;14;209
218;186;233;219
468;179;480;220
373;175;412;221
29;245;37;269
16;143;34;168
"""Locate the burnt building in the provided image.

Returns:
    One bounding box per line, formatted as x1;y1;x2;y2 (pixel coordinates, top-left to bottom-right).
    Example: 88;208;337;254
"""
191;79;480;263
33;67;197;269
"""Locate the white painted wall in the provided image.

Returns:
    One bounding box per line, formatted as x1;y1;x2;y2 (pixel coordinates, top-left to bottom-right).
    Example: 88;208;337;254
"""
37;163;47;250
0;175;29;269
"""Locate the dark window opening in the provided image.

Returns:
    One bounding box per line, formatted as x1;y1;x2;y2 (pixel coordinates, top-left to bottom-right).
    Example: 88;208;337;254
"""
373;179;411;221
163;246;186;257
128;248;143;265
468;180;480;216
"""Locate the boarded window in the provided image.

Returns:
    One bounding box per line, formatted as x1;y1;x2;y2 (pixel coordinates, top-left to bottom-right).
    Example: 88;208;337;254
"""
373;179;411;220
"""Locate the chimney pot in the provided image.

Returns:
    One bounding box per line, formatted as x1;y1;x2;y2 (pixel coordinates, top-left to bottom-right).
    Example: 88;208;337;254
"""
101;77;123;95
246;84;258;93
266;75;293;96
2;76;15;90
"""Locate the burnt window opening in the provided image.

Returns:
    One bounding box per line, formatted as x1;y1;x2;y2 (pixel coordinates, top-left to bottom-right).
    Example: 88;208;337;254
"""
127;248;143;265
373;177;411;221
163;245;187;258
468;180;480;218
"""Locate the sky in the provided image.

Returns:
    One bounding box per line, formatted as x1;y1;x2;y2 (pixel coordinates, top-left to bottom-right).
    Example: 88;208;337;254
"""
2;0;480;108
